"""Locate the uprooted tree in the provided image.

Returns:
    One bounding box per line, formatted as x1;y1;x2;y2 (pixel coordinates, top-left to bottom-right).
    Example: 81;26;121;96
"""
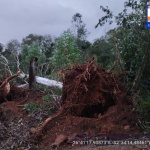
30;56;139;143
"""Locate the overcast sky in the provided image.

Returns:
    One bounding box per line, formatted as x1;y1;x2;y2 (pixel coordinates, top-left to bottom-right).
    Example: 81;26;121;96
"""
0;0;125;45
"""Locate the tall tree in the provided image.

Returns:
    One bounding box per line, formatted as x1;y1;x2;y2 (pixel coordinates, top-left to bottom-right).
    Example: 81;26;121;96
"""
72;13;89;41
96;0;150;91
6;39;21;54
51;29;81;70
21;44;46;73
90;36;113;68
1;40;21;73
22;34;54;57
71;13;91;62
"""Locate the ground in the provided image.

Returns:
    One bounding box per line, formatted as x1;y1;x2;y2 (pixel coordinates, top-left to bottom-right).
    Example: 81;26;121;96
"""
0;59;150;150
0;86;149;150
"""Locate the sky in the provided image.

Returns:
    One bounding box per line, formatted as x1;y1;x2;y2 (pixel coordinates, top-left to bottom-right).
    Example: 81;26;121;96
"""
0;0;126;45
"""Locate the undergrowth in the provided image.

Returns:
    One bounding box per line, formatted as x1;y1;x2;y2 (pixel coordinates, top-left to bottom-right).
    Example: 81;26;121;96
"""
24;87;61;115
136;91;150;132
0;87;62;150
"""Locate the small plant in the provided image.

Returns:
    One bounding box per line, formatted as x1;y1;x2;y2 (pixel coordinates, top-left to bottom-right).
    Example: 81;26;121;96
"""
42;94;53;101
42;89;62;109
55;88;62;95
24;94;60;114
137;99;150;132
41;94;53;110
138;120;150;132
24;101;39;112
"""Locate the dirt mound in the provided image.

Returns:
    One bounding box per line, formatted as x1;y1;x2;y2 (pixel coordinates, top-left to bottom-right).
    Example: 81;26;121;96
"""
61;56;132;118
60;56;137;127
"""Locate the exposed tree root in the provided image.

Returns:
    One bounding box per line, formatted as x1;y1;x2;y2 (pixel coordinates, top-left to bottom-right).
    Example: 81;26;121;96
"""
0;70;22;99
30;107;65;138
30;56;138;146
51;134;68;148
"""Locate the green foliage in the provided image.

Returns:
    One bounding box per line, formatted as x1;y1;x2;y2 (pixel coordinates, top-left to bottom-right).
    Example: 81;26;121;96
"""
106;27;146;75
96;0;147;28
136;89;150;132
51;29;81;70
137;99;150;132
42;94;53;101
24;97;56;115
51;88;62;96
22;34;54;57
24;87;61;114
90;37;113;68
139;100;150;107
22;44;46;64
21;35;53;76
0;40;21;74
21;44;46;72
96;0;150;84
138;121;150;132
96;1;150;132
24;101;39;112
41;95;56;114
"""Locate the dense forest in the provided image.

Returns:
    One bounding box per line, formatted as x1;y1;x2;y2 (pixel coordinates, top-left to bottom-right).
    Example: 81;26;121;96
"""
0;0;150;149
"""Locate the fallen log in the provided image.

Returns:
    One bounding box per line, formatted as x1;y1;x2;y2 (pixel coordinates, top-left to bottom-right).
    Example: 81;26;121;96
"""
0;54;62;88
18;73;63;88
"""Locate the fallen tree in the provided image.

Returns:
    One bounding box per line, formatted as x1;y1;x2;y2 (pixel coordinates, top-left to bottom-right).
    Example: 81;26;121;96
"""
18;73;63;89
0;54;63;89
30;56;139;145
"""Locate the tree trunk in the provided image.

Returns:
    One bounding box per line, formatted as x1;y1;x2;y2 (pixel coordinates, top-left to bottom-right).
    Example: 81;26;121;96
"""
18;73;63;89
